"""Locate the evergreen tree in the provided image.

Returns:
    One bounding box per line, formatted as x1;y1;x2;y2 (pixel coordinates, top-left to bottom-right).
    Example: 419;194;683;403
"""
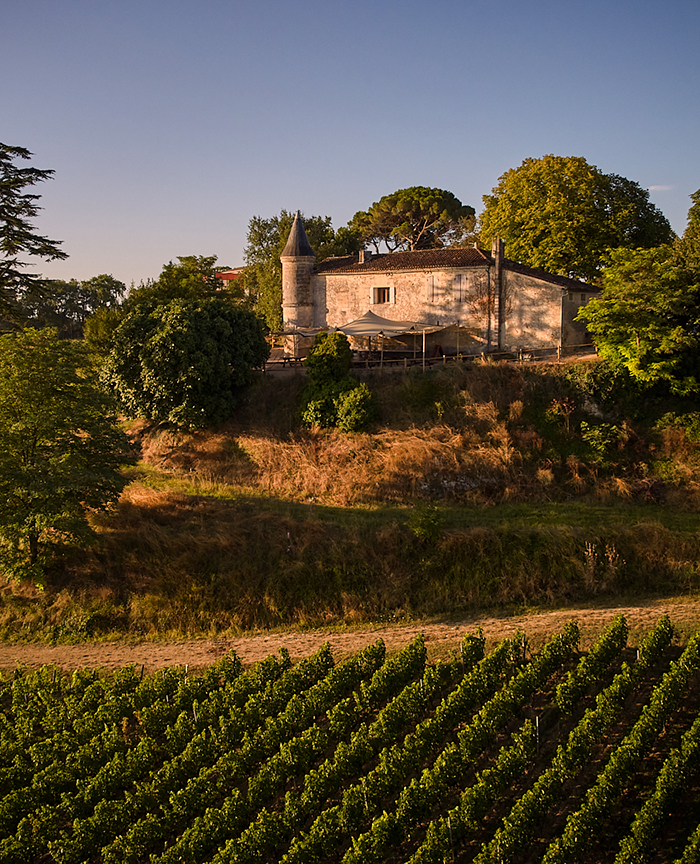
0;143;67;320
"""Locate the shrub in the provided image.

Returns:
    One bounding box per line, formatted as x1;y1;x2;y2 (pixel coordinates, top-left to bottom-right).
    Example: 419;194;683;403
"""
104;297;269;428
335;383;377;432
408;503;444;544
301;333;376;432
303;331;352;386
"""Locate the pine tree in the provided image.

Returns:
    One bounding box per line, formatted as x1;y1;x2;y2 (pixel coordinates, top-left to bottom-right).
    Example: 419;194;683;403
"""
0;143;68;320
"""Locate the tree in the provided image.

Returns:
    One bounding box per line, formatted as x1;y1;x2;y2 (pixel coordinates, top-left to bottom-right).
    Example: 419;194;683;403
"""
300;332;376;431
349;186;475;253
105;297;270;428
19;273;125;338
83;307;124;356
242;211;362;330
480;155;672;282
85;256;236;357
0;329;132;581
123;255;236;313
577;245;700;394
675;188;700;271
0;143;68;320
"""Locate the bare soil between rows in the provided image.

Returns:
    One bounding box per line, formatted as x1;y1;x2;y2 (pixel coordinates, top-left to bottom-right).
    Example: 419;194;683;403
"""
3;598;700;674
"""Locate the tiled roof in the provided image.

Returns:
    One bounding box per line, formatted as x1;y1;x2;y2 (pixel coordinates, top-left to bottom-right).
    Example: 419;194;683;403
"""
215;268;244;280
504;260;599;291
315;247;491;274
315;246;599;291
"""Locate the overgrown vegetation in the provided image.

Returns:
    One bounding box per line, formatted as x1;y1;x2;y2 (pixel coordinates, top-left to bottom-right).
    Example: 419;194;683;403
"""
0;329;132;584
3;358;700;640
300;332;376;432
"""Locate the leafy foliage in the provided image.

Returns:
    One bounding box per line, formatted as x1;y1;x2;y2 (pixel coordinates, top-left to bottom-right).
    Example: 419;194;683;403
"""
0;329;132;581
577;245;700;394
3;618;700;864
0;143;68;320
83;256;234;358
349;186;475;253
675;188;700;272
303;330;353;385
18;273;125;338
408;503;444;544
335;383;377;432
300;332;376;432
123;255;237;313
480;155;672;281
243;211;361;330
105;297;269;428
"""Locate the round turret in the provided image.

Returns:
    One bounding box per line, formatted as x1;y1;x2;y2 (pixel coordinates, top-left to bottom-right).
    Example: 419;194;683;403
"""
280;211;316;330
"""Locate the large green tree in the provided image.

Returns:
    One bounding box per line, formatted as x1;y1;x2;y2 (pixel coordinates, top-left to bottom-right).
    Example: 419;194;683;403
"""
480;155;672;282
675;189;700;271
349;186;475;253
0;328;132;581
243;211;361;330
85;256;236;356
578;190;700;395
123;255;237;313
105;297;269;428
0;144;68;320
577;245;700;393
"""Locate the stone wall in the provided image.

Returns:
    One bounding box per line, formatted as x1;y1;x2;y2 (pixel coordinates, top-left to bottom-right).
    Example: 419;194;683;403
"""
502;270;564;349
561;289;596;349
317;265;492;336
306;261;596;352
282;254;315;329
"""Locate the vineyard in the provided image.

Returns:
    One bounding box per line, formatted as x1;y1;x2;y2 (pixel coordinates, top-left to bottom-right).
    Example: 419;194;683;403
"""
2;617;700;863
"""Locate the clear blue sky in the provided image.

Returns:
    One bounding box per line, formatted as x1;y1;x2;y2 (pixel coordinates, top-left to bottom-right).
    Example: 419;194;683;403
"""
2;0;699;287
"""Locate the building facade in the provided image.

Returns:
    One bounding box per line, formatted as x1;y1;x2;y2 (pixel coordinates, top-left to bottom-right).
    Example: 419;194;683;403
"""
281;211;598;353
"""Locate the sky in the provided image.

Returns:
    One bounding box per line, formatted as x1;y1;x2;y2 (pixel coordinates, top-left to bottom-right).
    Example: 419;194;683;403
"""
2;0;699;288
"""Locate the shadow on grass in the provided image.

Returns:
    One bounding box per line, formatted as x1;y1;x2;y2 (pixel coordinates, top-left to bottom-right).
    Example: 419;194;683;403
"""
0;480;691;642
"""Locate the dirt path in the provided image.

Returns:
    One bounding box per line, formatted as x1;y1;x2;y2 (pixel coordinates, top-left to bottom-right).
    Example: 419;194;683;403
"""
2;599;699;674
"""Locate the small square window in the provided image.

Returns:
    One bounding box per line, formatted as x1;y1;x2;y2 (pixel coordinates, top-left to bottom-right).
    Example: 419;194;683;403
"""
374;286;391;304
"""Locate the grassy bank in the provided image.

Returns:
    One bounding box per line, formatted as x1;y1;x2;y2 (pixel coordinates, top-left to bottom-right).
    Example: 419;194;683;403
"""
3;359;700;641
2;484;700;641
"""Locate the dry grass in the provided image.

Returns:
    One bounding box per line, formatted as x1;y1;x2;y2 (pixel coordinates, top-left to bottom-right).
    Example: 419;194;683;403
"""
0;476;697;641
4;360;700;642
137;423;527;507
127;360;700;510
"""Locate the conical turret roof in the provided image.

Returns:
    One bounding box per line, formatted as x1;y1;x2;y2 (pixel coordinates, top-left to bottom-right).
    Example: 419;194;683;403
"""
281;211;315;258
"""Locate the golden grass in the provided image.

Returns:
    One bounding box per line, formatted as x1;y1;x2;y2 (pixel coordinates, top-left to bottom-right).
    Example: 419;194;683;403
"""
4;361;700;641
